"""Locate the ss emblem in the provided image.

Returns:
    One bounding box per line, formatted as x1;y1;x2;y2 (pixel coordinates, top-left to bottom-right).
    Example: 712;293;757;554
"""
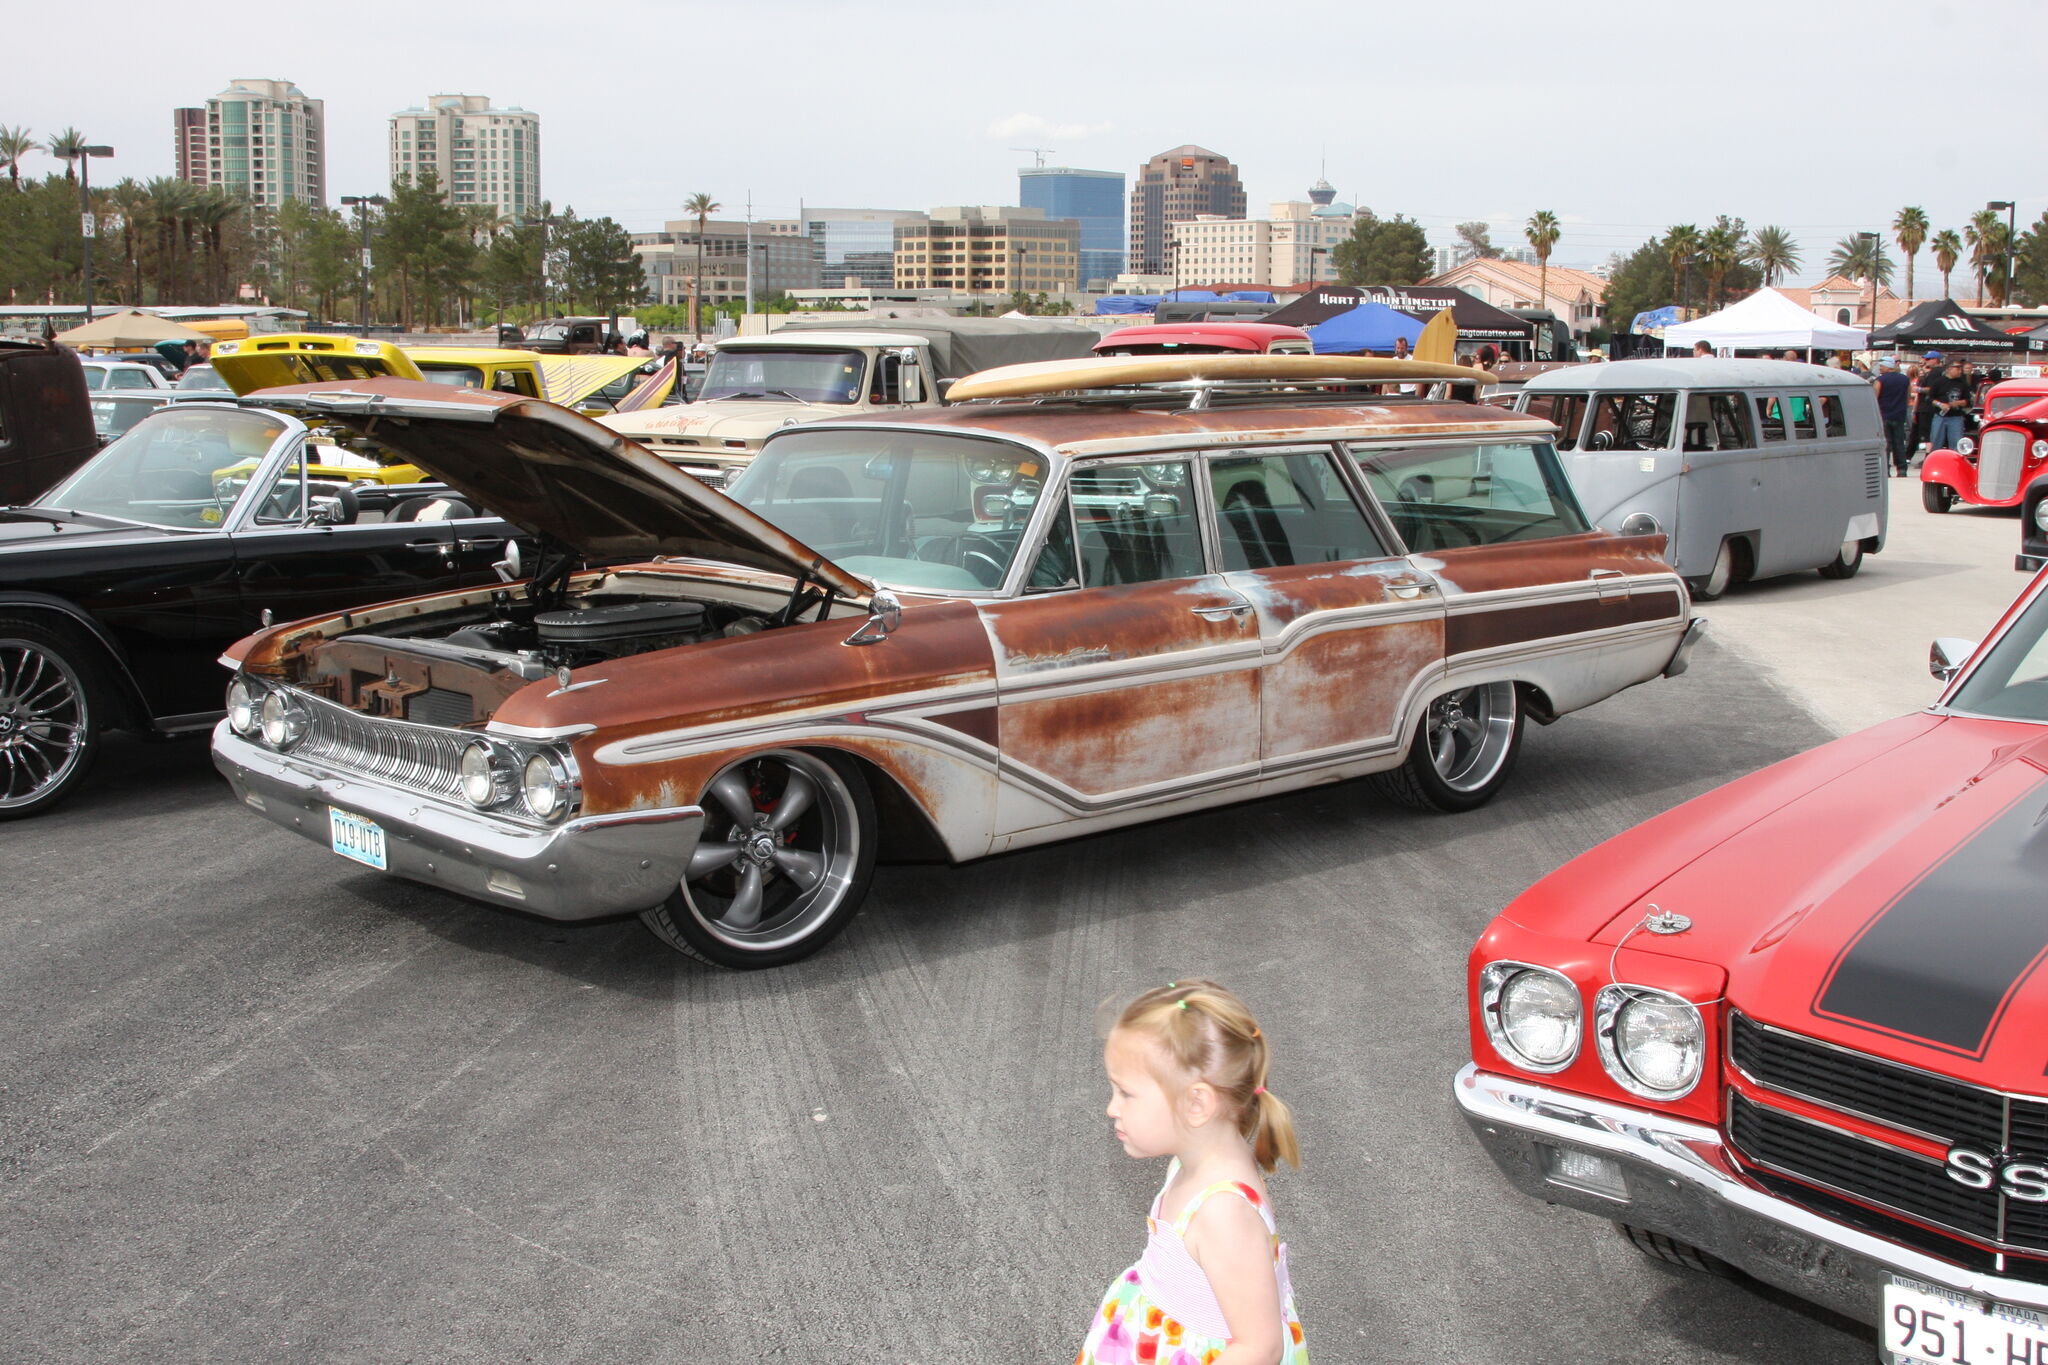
1946;1147;2048;1202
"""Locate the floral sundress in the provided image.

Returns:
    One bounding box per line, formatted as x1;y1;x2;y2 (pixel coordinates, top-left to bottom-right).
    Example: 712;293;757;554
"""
1077;1158;1308;1365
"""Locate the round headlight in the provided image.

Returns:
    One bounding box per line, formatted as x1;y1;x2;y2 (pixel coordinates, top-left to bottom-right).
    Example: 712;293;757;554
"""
1595;985;1705;1099
227;676;262;736
2034;498;2048;533
1481;964;1582;1073
258;690;307;749
1958;436;1976;456
2033;439;2048;461
522;752;564;820
460;742;508;808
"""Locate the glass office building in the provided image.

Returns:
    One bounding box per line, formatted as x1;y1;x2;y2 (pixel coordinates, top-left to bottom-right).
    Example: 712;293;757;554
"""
1019;168;1125;286
802;208;927;289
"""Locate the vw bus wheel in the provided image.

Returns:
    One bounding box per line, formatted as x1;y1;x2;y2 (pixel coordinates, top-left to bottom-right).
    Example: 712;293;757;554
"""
0;619;104;821
1817;538;1864;580
1922;482;1954;514
1686;539;1736;601
639;749;876;969
1373;682;1522;814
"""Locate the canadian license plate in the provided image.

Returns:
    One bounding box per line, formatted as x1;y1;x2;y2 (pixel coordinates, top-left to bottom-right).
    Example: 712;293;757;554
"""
328;807;387;870
1885;1278;2048;1364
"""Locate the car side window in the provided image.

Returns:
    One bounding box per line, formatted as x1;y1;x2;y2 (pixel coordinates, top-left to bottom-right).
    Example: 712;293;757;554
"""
1025;497;1078;589
1585;392;1675;451
1755;395;1787;441
1208;449;1386;570
1819;393;1847;437
1351;441;1591;551
1069;462;1204;587
1789;392;1816;439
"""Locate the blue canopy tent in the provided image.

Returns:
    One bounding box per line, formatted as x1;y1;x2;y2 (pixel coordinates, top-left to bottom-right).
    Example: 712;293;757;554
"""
1095;295;1157;315
1307;301;1424;355
1632;305;1682;334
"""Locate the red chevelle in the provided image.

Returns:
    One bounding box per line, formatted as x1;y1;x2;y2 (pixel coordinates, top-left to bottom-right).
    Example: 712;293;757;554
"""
1459;571;2048;1356
1922;377;2048;513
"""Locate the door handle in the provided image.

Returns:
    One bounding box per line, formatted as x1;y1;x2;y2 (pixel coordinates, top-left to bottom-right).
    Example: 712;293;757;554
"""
1191;599;1253;620
1383;574;1438;600
455;537;505;552
406;538;454;556
1589;568;1628;599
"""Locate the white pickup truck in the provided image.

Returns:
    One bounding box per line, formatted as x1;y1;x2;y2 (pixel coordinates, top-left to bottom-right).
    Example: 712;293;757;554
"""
597;317;1097;485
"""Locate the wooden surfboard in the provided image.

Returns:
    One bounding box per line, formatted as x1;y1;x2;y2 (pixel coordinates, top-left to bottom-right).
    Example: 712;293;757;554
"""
947;352;1494;401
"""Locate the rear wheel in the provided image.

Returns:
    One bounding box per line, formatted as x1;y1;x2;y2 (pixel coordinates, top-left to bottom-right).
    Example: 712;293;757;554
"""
1685;538;1737;601
1922;482;1955;513
1615;1222;1735;1276
0;618;107;821
638;749;876;969
1817;538;1864;580
1373;682;1522;813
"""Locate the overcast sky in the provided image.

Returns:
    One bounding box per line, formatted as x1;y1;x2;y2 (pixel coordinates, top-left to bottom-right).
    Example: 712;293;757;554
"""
10;0;2040;285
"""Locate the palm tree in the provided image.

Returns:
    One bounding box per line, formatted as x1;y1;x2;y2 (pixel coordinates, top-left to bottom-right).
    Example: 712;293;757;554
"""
1893;206;1929;304
108;178;152;304
191;189;243;304
1700;220;1744;308
144;176;198;301
1826;234;1894;287
1525;210;1559;316
1664;224;1702;312
0;127;33;188
682;191;719;336
1966;209;2002;305
1931;229;1963;300
1745;226;1800;287
44;127;87;180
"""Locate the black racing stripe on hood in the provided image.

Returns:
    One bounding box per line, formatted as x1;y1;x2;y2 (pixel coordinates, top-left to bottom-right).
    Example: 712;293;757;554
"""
1815;777;2048;1057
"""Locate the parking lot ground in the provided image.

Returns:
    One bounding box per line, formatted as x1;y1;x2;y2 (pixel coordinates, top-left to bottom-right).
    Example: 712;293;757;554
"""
2;628;1878;1363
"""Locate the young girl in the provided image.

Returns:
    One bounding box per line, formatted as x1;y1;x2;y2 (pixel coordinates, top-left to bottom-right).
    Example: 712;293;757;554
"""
1078;980;1307;1365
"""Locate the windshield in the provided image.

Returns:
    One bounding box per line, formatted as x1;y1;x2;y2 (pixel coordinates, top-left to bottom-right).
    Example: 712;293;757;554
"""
177;364;225;390
417;364;485;388
1946;589;2048;721
700;348;866;404
728;429;1048;592
38;407;289;528
527;322;569;341
88;396;165;440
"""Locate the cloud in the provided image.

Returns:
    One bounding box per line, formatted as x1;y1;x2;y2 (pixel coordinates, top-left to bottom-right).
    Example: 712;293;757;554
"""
985;112;1114;141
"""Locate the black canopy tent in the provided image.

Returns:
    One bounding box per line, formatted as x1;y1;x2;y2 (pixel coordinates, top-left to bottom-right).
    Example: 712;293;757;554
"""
1264;285;1533;341
1869;298;2035;352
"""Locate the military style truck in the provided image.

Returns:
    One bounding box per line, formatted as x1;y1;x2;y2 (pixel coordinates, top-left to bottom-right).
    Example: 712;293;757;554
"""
597;317;1097;484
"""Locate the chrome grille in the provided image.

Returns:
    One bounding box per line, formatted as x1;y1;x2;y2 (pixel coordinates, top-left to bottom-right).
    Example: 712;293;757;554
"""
1979;428;2026;501
291;687;472;804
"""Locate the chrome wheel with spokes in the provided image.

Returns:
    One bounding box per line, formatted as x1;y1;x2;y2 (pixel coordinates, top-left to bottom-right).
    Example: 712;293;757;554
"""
639;749;876;968
0;621;100;820
1374;681;1524;813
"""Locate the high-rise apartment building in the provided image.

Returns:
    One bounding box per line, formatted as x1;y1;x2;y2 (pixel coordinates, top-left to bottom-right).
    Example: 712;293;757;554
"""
1128;145;1245;276
389;95;540;222
172;108;208;185
893;206;1081;296
184;79;326;207
1018;167;1125;286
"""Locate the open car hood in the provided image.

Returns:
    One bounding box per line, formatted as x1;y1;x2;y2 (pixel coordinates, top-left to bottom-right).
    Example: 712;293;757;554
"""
244;379;871;600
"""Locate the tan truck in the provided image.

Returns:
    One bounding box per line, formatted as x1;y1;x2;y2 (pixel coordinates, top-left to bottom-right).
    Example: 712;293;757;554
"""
597;317;1096;485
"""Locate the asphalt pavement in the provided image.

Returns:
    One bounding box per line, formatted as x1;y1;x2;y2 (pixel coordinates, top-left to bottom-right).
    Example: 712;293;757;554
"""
7;489;2025;1364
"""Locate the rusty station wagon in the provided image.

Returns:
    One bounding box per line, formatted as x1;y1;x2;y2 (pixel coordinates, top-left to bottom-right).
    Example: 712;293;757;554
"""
210;358;1702;967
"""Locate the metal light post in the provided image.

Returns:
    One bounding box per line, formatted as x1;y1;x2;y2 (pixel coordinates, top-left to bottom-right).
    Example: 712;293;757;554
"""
340;195;387;336
71;146;113;321
1858;231;1880;331
1988;200;2019;306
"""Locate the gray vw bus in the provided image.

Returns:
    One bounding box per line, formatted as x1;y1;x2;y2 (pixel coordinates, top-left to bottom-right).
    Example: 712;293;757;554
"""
1516;359;1887;599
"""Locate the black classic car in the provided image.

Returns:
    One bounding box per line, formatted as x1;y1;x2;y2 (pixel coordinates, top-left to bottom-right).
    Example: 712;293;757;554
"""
1;400;520;817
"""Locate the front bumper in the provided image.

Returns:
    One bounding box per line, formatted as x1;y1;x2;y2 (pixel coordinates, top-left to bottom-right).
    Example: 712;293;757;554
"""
1455;1064;2048;1326
212;723;702;921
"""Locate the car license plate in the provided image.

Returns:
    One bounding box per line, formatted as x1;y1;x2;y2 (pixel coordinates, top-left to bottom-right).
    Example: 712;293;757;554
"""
329;807;387;870
1885;1278;2048;1364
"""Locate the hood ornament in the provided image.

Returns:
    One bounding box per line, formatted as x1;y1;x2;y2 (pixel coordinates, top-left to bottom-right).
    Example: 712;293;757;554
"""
1643;907;1692;935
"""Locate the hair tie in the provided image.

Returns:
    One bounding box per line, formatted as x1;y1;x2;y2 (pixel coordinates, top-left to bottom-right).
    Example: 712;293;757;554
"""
1254;1086;1266;1096
1177;1000;1189;1011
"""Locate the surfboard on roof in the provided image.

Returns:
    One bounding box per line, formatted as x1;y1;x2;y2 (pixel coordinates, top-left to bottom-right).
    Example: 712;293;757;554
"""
946;353;1495;401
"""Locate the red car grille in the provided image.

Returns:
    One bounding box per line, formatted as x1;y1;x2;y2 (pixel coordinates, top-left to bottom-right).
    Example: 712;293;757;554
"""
1727;1013;2048;1261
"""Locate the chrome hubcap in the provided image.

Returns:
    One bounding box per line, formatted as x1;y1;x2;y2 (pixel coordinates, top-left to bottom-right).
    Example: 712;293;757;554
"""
682;751;857;950
1425;682;1516;794
0;641;87;808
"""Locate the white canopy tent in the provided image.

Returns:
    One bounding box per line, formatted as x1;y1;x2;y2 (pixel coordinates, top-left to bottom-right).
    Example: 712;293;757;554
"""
1662;288;1867;352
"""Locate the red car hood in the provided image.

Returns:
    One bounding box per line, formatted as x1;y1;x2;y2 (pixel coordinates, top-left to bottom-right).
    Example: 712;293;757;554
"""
1507;712;2048;1093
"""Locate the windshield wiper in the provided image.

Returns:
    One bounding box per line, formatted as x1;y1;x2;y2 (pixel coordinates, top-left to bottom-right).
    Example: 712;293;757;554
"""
719;389;814;405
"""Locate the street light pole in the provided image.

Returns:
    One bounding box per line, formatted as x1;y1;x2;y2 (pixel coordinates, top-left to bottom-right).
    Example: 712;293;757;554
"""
72;146;113;321
340;195;387;336
1988;200;2018;306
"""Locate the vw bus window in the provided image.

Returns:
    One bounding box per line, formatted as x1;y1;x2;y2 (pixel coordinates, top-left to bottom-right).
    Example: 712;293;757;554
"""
1351;442;1590;550
1790;393;1817;439
1523;392;1589;450
1586;393;1676;451
1681;392;1756;451
1756;395;1788;441
1819;393;1847;437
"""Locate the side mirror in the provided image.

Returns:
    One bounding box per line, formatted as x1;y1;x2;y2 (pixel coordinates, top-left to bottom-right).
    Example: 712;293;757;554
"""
844;589;902;646
1931;637;1977;682
897;348;924;405
493;539;524;583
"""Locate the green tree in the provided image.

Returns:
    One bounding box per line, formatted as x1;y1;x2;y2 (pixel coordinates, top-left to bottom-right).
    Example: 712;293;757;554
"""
1893;206;1929;304
1525;210;1559;311
44;127;86;180
2011;212;2048;308
1663;224;1701;312
1330;209;1430;285
555;213;642;317
0;127;33;188
1455;221;1500;260
301;206;360;322
1931;228;1962;300
1826;233;1895;287
1966;209;2004;305
1700;216;1745;309
376;171;473;327
1744;226;1800;287
682;191;720;335
480;219;543;322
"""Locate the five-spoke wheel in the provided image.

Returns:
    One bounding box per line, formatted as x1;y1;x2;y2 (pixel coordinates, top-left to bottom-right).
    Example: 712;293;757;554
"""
1374;681;1524;813
639;749;876;968
0;619;101;820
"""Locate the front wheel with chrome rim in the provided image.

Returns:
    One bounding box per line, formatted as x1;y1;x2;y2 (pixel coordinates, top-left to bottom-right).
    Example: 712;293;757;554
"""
0;617;105;821
638;749;876;968
1373;681;1523;813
